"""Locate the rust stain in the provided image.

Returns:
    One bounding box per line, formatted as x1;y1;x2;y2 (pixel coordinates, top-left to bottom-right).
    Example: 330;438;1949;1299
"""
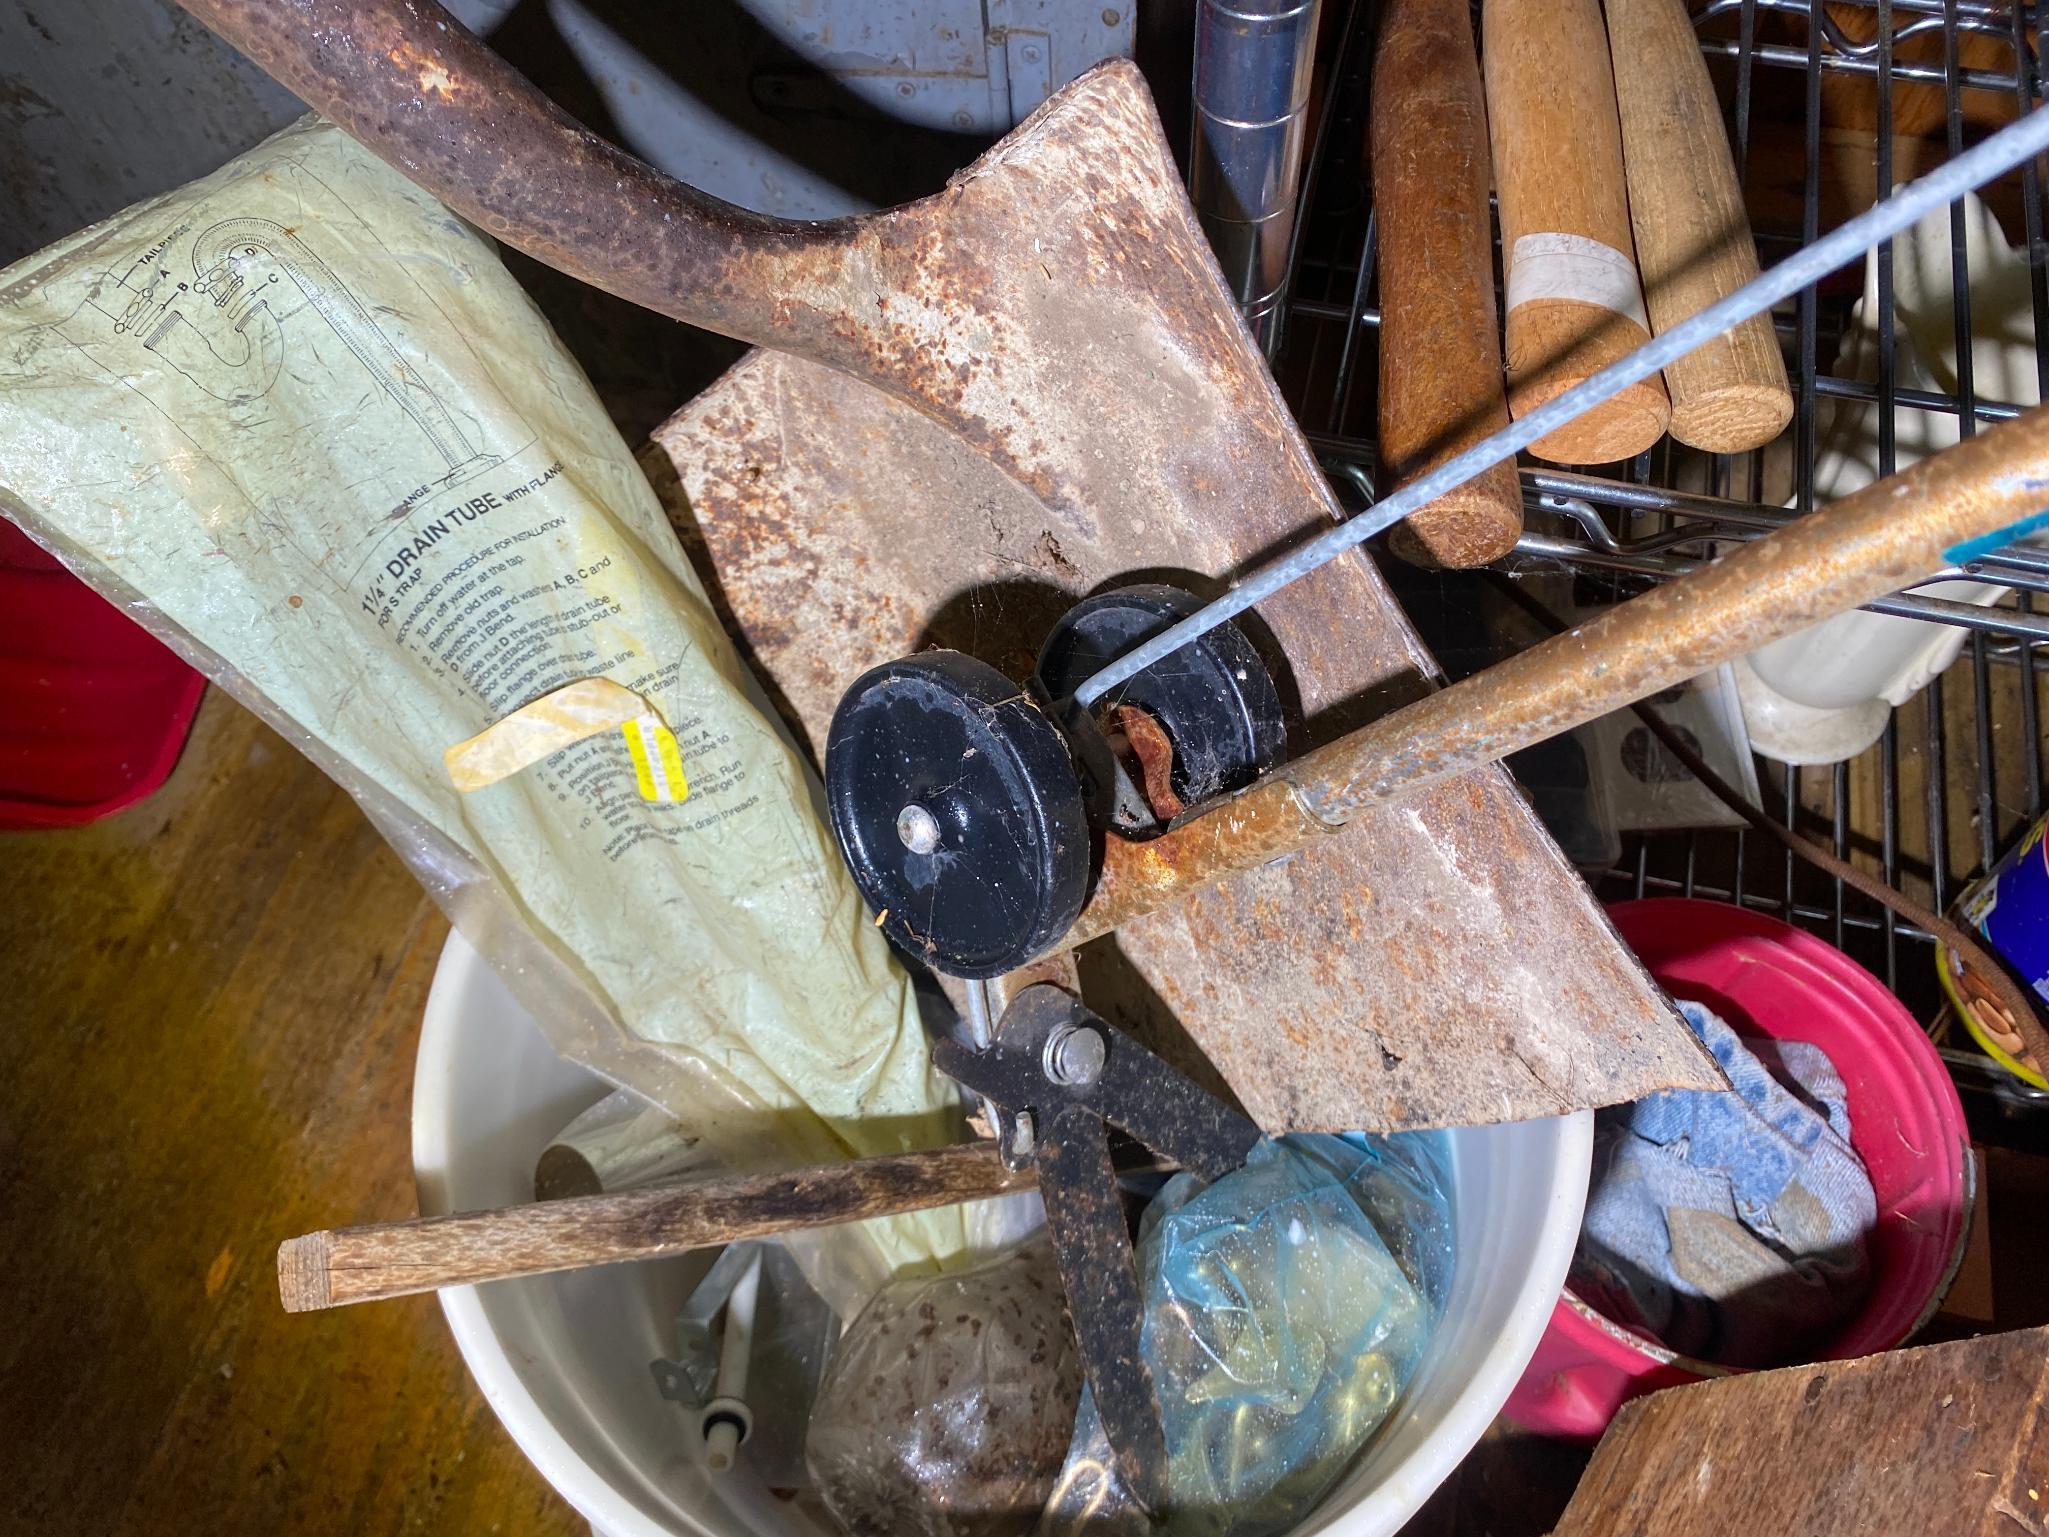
1110;703;1185;821
385;43;458;100
1060;779;1330;953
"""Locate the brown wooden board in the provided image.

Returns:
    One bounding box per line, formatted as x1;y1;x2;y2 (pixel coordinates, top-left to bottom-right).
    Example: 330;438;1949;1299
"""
0;692;576;1534
646;345;1719;1134
1552;1325;2049;1537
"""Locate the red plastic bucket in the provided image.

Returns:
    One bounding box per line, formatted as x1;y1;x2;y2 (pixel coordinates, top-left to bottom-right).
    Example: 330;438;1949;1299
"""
0;518;204;829
1502;898;1972;1439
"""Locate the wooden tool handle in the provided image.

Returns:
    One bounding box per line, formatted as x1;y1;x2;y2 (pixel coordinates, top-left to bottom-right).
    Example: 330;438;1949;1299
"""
1483;0;1670;464
1371;0;1523;567
1608;0;1793;453
278;1143;1033;1312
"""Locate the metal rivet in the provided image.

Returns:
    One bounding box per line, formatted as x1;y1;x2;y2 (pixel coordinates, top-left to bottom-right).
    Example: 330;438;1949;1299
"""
896;803;942;854
1042;1023;1106;1087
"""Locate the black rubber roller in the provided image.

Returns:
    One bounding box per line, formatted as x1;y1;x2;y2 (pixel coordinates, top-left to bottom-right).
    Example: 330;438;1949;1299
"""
1035;584;1286;810
825;651;1090;979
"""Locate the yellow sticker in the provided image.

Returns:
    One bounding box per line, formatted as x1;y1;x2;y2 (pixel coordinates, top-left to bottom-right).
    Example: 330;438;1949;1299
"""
621;713;688;803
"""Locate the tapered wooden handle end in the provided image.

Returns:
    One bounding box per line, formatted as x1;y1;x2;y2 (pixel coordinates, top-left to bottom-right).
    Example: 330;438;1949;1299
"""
1671;378;1794;456
278;1231;335;1313
1373;0;1523;566
1608;0;1791;455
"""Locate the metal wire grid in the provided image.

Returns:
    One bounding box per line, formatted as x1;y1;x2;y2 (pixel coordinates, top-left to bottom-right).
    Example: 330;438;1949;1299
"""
1275;0;2049;1110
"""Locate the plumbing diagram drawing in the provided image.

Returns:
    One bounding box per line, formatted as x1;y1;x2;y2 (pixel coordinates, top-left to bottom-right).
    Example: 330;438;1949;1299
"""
50;209;497;488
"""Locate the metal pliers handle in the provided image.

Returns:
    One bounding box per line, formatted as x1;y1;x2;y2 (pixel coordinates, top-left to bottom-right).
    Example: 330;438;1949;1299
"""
933;985;1261;1510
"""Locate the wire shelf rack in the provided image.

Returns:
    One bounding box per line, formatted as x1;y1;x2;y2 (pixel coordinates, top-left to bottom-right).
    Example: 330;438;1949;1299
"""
1276;0;2049;1133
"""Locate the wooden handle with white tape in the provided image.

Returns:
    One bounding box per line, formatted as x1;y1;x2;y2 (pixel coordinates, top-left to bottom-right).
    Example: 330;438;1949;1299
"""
1483;0;1670;464
1371;0;1523;567
1608;0;1793;453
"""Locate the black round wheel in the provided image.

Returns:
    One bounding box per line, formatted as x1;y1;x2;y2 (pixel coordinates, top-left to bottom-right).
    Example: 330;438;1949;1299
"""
825;651;1090;980
1035;584;1286;808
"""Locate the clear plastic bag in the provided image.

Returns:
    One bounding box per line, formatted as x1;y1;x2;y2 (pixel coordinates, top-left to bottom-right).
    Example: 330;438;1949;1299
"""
1042;1132;1453;1537
807;1232;1082;1537
0;117;969;1314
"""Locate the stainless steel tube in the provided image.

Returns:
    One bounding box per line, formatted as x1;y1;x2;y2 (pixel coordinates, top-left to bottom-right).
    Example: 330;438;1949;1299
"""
1190;0;1321;355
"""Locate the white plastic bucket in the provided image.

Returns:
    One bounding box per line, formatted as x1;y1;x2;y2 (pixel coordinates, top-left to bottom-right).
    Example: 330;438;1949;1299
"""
413;930;1594;1537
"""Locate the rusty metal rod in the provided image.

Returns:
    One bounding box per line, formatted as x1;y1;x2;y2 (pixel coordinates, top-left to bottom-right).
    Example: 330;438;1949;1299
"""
1056;404;2049;949
176;1;877;369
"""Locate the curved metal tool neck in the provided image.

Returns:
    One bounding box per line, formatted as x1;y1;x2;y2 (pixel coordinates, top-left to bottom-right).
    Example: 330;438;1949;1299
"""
177;0;1223;536
181;1;832;336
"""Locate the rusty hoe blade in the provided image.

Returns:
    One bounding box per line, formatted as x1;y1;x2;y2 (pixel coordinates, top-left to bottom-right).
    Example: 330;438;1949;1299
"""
182;0;2017;1143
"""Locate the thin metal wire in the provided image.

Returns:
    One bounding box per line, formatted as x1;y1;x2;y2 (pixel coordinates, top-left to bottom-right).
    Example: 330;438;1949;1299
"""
2021;4;2049;410
1737;0;1760;171
1797;1;1823;525
1877;0;1904;990
1332;212;1378;433
1928;673;1952;912
1844;758;1860;950
1883;713;1902;988
1975;629;1998;866
2017;2;2049;849
1783;758;1800;928
1272;0;1372;362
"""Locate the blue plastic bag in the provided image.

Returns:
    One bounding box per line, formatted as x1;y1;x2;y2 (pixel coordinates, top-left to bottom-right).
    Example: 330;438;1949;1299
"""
1041;1132;1454;1537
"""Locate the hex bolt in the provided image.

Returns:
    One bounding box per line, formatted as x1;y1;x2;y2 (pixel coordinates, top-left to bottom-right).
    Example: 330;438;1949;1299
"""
1042;1023;1106;1087
896;803;942;854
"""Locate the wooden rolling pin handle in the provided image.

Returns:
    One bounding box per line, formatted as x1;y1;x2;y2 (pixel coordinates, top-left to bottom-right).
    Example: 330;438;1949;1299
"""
1608;0;1793;453
1372;0;1523;567
1484;0;1671;465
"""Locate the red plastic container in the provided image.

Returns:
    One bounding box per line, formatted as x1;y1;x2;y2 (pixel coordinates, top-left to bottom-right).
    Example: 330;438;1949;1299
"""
0;519;204;828
1503;898;1972;1438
